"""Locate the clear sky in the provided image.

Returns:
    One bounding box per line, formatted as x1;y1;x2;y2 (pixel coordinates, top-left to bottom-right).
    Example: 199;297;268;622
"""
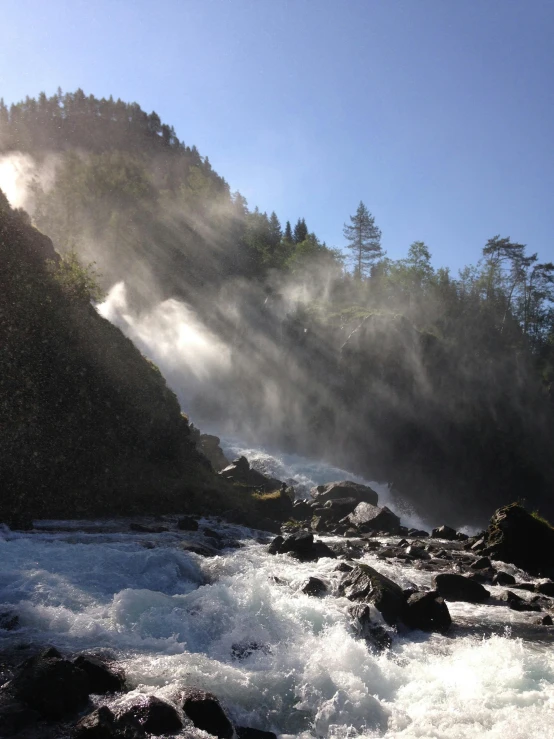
2;0;554;272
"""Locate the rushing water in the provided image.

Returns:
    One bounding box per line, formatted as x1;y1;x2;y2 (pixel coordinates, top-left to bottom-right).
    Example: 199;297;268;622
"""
2;449;554;738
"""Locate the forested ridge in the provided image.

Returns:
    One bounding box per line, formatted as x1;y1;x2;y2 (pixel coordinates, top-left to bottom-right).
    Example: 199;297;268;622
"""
2;89;554;525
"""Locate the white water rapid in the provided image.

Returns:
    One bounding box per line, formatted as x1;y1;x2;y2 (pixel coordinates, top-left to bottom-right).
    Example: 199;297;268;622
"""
2;450;554;738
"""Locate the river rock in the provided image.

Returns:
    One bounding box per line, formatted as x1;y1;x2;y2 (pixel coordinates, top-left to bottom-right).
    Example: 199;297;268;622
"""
10;647;89;719
347;503;401;535
120;695;183;735
349;604;392;650
499;590;542;612
181;688;233;738
310;481;379;506
279;530;314;557
302;577;327;596
475;503;554;575
431;525;458;541
219;456;282;492
342;564;405;625
74;655;125;694
177;516;199;531
236;728;278;739
536;581;554;597
180;540;220;557
291;500;312;520
493;571;516;586
402;591;452;633
433;573;490;603
471;557;492;570
73;706;119;738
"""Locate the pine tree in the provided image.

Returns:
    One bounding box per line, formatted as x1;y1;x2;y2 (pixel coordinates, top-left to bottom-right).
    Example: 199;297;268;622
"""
293;217;308;244
343;201;383;278
284;220;293;243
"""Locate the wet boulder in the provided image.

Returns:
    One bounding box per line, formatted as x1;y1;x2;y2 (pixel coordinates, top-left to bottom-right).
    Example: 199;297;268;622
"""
342;564;406;625
407;528;429;538
130;523;169;534
219;456;282;492
536;581;554;597
475;503;554;575
177;516;199;531
492;571;516;586
279;530;314;557
180;540;220;557
402;591;452;633
267;535;284;554
236;728;278;739
74;655;125;694
499;590;542;612
310;481;378;506
433;573;490;603
471;557;492;570
322;497;359;518
301;577;327;596
73;706;119;739
181;688;233;738
10;647;89;719
431;525;458;541
347;503;401;535
119;695;183;735
291;500;312;521
349;604;392;650
0;701;40;737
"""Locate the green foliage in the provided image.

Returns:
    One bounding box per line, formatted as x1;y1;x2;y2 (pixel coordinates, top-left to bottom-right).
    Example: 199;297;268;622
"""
47;251;104;303
343;201;383;278
531;510;554;530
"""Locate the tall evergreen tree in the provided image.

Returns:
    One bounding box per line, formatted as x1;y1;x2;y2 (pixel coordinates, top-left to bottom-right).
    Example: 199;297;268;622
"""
284;220;293;243
293;217;308;244
343;201;383;278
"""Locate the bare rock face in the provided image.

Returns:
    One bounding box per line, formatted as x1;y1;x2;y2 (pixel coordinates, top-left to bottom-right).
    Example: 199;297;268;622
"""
475;503;554;575
347;502;401;535
310;481;379;506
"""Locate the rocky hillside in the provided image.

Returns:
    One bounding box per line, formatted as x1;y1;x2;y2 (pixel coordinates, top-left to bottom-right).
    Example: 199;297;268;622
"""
0;190;227;521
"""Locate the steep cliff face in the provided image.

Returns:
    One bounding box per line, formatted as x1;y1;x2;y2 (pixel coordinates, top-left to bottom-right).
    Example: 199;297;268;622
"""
0;194;223;520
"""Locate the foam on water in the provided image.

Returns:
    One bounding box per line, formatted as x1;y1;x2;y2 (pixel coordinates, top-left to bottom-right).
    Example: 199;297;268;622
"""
2;516;554;738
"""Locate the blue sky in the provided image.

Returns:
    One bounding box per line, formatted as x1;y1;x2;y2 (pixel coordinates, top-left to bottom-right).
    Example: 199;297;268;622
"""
2;0;554;272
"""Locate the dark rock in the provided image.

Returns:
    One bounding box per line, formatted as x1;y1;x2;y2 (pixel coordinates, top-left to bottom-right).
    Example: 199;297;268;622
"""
456;532;469;541
181;688;233;738
280;530;314;557
348;503;401;535
349;604;392;650
74;654;125;694
499;590;542;612
236;728;278;739
180;540;219;557
120;695;183;735
433;573;490;603
323;497;359;517
73;706;118;739
197;433;229;472
302;577;327;596
431;525;458;541
0;701;41;737
536;581;554;597
471;557;492;570
493;571;516;586
291;500;312;521
342;564;405;625
512;583;536;592
203;526;223;541
475;503;554;575
130;523;168;534
404;545;430;560
219;456;282;492
335;562;354;573
408;528;429;538
467;568;496;584
268;535;284;554
11;648;89;719
312;540;337;560
537;614;553;625
310;480;379;506
177;516;199;531
231;642;270;660
402;591;452;633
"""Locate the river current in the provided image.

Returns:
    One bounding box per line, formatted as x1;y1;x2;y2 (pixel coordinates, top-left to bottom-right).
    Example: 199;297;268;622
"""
1;445;554;738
